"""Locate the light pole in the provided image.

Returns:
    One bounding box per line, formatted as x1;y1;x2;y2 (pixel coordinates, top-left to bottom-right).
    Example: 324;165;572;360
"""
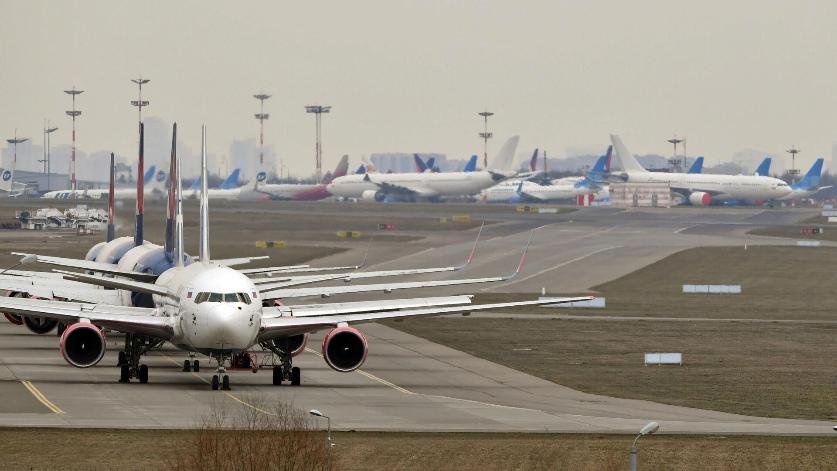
479;110;493;169
667;135;683;172
130;77;150;123
6;130;28;180
629;421;659;471
64;87;83;192
305;105;331;183
309;409;333;467
42;123;58;192
786;146;801;179
254;94;271;172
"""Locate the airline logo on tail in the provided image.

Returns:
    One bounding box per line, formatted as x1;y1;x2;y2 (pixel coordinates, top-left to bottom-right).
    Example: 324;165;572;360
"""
2;170;11;182
256;171;267;182
155;169;166;183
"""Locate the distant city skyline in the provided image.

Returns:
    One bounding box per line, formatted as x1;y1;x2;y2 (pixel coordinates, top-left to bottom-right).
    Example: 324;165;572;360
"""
2;1;835;177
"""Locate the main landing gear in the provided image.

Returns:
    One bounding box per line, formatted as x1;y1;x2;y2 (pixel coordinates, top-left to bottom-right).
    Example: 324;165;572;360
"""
117;333;160;384
182;358;200;372
270;353;301;386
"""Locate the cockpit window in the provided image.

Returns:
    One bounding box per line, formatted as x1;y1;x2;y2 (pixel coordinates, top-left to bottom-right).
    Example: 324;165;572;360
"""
194;292;252;304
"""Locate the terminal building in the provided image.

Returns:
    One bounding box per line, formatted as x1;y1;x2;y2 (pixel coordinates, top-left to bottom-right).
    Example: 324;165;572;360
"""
12;170;106;195
609;182;672;207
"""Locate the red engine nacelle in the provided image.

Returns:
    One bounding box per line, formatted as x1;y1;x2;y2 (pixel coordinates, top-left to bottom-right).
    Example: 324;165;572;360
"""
688;191;712;206
60;322;106;368
322;326;368;372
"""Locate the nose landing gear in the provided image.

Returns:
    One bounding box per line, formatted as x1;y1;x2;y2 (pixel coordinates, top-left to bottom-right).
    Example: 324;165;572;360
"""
210;354;231;391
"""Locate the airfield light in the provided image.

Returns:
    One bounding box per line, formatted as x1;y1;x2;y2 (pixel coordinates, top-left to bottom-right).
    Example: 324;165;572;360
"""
306;105;331;183
309;409;333;466
254;94;271;170
629;421;659;471
65;87;84;192
479;110;494;169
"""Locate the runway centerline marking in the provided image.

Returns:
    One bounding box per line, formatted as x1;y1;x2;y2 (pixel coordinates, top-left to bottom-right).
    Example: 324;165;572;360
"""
162;354;277;416
21;380;64;414
674;225;693;234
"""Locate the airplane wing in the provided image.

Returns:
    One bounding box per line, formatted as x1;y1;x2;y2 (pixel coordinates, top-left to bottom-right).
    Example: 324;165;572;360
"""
11;253;158;281
0;296;172;338
0;275;124;304
211;256;270;267
54;270;173;297
264;295;474;318
363;175;439;198
239;265;310;275
259;296;592;339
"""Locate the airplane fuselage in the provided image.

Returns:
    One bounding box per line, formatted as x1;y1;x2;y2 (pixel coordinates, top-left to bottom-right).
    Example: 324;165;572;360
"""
623;171;791;201
328;171;505;199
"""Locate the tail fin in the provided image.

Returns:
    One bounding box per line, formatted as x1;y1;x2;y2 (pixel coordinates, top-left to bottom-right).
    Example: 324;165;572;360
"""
590;154;608;173
414;154;428;173
355;164;366;175
794;158;824;190
135;123;144;247
426;157;436;171
142;165;156;184
164;124;177;263
463;155;478;172
199;126;210;263
489;135;520;171
219;168;240;189
107;153;116;242
686;156;704;174
609;134;647;173
529;149;539;172
189;175;201;190
754;157;771;176
324;155;349;183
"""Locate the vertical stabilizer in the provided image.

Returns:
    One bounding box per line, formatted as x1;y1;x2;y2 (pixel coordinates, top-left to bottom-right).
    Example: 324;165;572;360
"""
609;134;647;173
175;123;184;268
754;157;771;176
107;153;115;242
489;135;520;171
164;124;177;263
794;158;824;190
414;154;427;173
199;125;210;263
463;155;478;172
135;123;145;247
529;149;539;172
687;156;704;174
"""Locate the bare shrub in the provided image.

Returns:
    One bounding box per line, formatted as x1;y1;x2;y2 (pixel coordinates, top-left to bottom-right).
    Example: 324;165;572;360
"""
167;395;332;471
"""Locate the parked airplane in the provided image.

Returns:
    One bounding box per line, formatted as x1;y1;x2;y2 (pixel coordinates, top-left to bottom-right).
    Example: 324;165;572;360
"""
686;157;704;174
255;155;349;201
779;158;830;200
327;136;520;202
0;125;589;390
610;135;791;205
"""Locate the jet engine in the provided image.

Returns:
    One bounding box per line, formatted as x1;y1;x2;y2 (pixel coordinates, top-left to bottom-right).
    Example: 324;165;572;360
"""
262;333;308;357
322;326;368;372
60;322;106;368
361;190;385;202
24;316;58;334
688;191;712;206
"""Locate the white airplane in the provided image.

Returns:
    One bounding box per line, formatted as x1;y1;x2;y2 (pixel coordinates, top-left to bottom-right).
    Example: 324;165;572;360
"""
255;155;349;201
0;125;590;390
610;135;791;205
326;136;520;202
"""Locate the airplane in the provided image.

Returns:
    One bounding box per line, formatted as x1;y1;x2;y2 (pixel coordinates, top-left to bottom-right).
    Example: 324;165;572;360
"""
610;135;791;205
254;154;349;201
779;158;830;200
686;157;704;174
0;124;590;390
482;147;612;203
327;136;520;202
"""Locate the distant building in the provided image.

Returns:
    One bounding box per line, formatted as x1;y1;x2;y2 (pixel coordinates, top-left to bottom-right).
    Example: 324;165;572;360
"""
13;169;105;194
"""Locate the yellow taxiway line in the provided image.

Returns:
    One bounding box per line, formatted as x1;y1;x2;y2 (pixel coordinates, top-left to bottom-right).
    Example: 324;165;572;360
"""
21;380;64;414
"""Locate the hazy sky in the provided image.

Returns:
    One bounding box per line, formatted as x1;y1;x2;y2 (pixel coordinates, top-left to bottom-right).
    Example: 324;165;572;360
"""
3;0;837;177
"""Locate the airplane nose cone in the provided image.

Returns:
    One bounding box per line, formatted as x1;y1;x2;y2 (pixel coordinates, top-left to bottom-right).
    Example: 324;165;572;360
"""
197;304;254;350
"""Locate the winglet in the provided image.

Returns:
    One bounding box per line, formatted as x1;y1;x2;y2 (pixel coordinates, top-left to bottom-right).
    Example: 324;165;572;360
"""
457;221;484;269
503;231;534;280
135;123;144;247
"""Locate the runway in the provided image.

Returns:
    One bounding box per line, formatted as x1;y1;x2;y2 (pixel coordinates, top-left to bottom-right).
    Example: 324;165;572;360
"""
0;205;832;434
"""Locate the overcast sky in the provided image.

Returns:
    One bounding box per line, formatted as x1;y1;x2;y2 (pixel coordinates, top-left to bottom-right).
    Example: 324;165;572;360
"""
3;0;837;176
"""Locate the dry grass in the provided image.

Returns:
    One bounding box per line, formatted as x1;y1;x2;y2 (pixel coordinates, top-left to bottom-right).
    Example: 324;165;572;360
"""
0;428;833;470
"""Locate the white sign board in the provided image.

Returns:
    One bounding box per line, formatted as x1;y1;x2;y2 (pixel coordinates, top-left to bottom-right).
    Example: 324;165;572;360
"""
828;217;837;223
796;240;821;247
824;204;834;210
822;210;837;217
644;353;683;366
682;284;741;294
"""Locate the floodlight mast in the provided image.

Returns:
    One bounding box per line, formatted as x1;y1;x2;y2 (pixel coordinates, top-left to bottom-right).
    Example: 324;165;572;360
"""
306;105;331;183
479;110;494;169
64;87;83;193
667;135;683;172
254;94;271;173
6;130;29;168
786;146;801;178
130;77;150;123
42;122;58;192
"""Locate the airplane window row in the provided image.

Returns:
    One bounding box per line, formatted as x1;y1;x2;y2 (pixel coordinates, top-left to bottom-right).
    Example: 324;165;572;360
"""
194;292;252;304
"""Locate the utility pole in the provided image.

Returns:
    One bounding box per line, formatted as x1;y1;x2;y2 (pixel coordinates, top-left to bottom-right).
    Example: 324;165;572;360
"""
305;105;331;183
64;87;83;192
42;123;58;192
478;110;493;169
254;94;271;179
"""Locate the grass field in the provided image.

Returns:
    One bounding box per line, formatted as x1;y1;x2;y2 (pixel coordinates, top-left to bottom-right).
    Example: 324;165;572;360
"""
0;428;833;470
390;246;837;420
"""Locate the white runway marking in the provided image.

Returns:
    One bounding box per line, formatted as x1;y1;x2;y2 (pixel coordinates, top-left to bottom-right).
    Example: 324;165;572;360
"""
494;245;623;288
